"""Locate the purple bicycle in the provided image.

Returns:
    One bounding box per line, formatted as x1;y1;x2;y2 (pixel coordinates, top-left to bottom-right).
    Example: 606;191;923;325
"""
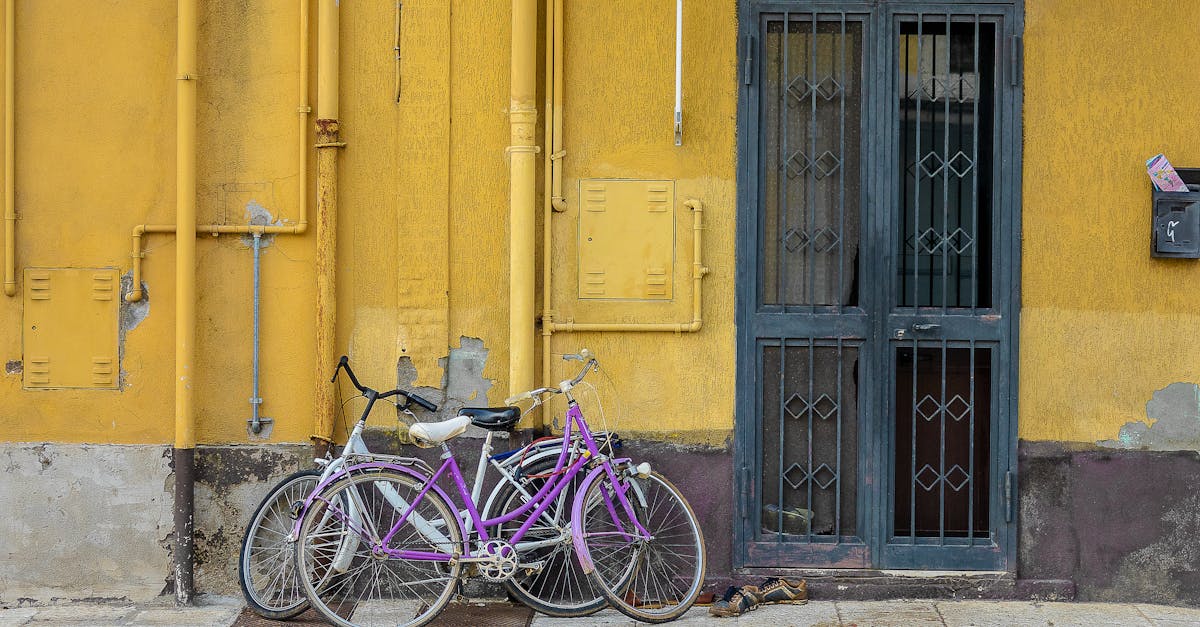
294;349;706;626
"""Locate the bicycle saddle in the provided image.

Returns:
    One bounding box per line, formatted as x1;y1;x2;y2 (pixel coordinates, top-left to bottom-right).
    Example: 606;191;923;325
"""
460;407;521;431
408;415;471;447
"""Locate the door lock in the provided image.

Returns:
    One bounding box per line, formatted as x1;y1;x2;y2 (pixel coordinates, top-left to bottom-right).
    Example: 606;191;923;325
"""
912;323;941;331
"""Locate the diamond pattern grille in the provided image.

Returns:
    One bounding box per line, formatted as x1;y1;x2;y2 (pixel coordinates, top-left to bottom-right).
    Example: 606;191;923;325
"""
913;228;975;254
783;462;839;491
914;464;972;492
784;393;839;420
915;394;973;422
783;150;843;180
782;227;841;254
787;74;843;104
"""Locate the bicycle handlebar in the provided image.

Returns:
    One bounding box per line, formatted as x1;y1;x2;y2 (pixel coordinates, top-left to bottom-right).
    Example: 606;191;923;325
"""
503;349;598;405
331;355;438;412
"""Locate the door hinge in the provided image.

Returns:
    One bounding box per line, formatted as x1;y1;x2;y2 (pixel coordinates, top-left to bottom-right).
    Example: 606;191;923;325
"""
743;35;755;86
1008;35;1023;87
1004;469;1013;523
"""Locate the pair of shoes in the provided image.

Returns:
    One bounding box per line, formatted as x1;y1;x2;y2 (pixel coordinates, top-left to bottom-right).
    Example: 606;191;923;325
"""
708;585;761;617
758;577;808;604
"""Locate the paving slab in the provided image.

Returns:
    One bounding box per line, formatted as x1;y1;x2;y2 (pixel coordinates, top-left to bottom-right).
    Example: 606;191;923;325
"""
0;608;38;627
736;601;841;626
1036;601;1151;626
836;600;943;626
129;606;241;627
530;607;635;626
1136;603;1200;625
936;600;1055;626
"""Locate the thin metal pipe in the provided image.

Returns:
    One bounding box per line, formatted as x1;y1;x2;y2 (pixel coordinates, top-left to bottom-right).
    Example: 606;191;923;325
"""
250;233;264;434
673;0;682;145
3;0;13;297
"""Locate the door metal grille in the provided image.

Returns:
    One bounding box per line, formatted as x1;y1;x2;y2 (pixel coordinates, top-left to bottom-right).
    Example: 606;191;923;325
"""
736;0;1021;572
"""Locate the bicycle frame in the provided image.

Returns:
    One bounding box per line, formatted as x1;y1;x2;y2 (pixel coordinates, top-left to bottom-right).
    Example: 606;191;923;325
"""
323;399;651;566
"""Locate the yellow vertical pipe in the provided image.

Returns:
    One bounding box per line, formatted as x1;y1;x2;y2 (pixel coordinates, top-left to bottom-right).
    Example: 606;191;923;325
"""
175;0;197;452
173;0;198;606
297;0;310;230
3;0;14;297
312;0;340;456
510;0;538;422
540;0;555;402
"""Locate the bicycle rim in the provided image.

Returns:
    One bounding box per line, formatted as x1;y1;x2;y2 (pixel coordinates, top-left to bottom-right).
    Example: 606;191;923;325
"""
298;470;463;627
238;469;321;619
492;458;606;617
578;470;706;623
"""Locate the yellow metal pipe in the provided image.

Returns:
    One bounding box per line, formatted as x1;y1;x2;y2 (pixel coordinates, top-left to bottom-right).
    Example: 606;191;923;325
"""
510;0;538;424
175;0;198;452
312;0;341;456
4;0;14;297
549;0;565;213
297;0;310;231
173;0;198;606
549;199;708;334
126;2;311;304
540;0;554;402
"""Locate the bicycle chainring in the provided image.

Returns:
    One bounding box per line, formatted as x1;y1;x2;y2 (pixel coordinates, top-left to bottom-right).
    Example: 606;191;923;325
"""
477;539;518;582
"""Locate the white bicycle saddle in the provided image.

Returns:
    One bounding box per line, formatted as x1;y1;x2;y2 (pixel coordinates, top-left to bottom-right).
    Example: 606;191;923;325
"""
408;415;471;448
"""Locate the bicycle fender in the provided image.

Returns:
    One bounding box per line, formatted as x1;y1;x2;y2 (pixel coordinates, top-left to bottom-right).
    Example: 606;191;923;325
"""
569;465;609;575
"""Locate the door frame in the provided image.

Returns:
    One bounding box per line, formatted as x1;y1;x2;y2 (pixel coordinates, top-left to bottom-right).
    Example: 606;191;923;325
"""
733;0;1023;572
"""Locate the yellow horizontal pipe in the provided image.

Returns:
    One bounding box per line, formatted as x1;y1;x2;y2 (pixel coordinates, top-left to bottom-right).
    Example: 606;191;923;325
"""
124;222;308;303
549;199;708;334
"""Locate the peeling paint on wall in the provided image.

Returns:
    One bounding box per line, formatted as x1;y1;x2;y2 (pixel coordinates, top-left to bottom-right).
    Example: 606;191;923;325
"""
1099;383;1200;451
391;337;495;442
240;200;283;247
118;272;151;389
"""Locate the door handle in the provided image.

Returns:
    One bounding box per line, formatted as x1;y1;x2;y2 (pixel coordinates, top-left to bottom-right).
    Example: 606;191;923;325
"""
912;323;941;331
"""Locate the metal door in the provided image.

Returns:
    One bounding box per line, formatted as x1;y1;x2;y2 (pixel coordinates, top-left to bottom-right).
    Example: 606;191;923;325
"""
735;1;1021;571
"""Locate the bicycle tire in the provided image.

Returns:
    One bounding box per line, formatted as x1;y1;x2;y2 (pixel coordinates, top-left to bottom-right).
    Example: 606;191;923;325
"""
575;469;706;623
487;457;607;617
297;468;463;627
238;468;321;619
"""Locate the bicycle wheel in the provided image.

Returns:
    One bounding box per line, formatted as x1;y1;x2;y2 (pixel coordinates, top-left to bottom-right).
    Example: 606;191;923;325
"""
238;469;321;619
576;470;706;623
297;469;463;627
487;457;606;617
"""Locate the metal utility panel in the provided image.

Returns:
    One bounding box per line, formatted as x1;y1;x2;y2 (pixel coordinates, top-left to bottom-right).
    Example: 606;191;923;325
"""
578;179;675;300
23;268;120;389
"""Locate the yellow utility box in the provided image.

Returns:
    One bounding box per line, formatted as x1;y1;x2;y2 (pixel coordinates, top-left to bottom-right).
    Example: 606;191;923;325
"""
578;179;675;300
23;268;120;390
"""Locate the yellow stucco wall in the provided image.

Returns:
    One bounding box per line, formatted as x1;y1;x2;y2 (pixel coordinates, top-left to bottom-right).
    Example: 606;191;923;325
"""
1019;0;1200;442
2;0;1182;448
0;0;736;446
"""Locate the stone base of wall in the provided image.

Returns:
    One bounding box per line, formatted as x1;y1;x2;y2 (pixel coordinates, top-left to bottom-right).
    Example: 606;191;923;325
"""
7;437;1196;606
1018;440;1200;606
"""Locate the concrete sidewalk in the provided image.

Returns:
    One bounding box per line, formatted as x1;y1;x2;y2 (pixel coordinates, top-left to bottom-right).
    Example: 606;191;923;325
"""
5;598;1200;626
